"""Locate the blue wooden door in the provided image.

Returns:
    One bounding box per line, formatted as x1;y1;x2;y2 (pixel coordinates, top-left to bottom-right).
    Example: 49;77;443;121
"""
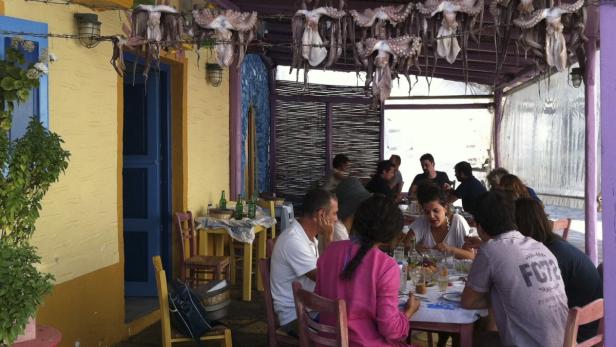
123;61;171;296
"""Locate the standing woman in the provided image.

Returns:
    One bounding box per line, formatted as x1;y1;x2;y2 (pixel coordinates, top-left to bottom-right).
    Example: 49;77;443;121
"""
514;198;602;342
410;183;474;259
315;195;420;346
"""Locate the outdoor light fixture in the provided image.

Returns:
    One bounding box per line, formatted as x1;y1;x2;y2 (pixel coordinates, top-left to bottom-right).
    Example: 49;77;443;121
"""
206;63;223;87
569;67;583;88
74;13;101;49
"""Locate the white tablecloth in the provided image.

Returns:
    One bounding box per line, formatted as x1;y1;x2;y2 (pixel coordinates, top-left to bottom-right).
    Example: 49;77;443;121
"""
195;209;276;243
400;281;487;324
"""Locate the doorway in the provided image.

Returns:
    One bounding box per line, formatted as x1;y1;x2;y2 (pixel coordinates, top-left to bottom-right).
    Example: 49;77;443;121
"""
122;57;172;320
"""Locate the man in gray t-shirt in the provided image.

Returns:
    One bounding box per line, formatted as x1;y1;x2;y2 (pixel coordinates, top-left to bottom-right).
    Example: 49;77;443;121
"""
461;191;568;347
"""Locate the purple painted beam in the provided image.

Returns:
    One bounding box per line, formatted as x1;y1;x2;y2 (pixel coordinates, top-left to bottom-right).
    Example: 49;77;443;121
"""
493;89;504;168
379;103;385;161
229;66;242;198
600;4;616;345
584;6;599;265
269;66;277;193
211;0;239;10
383;103;494;110
325;103;333;173
274;94;373;104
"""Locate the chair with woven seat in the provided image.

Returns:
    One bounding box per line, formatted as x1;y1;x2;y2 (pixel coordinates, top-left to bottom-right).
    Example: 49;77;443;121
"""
553;218;572;240
259;258;299;347
175;211;230;287
152;256;232;347
292;281;349;347
563;298;604;347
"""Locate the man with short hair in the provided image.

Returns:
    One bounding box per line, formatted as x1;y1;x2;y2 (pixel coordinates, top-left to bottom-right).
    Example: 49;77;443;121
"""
270;189;338;336
408;153;451;197
323;154;350;191
461;191;568;347
389;154;404;195
449;161;487;215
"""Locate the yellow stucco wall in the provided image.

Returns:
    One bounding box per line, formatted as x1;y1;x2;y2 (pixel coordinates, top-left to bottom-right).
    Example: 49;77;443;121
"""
3;1;231;346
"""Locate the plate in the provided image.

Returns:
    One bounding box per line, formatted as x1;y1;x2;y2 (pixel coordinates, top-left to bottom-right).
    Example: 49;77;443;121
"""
442;292;462;303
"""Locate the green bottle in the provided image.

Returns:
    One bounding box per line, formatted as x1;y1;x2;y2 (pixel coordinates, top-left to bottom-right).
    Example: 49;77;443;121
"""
248;198;256;219
235;194;244;219
219;190;227;210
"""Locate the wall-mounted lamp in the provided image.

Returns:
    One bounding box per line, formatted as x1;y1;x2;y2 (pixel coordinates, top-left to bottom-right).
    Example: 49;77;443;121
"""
569;67;583;88
74;13;101;49
206;63;223;87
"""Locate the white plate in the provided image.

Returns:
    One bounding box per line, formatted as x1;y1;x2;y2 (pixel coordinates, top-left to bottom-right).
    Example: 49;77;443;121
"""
442;292;463;303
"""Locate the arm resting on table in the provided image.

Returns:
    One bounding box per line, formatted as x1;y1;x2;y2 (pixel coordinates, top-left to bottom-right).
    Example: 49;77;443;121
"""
461;286;489;310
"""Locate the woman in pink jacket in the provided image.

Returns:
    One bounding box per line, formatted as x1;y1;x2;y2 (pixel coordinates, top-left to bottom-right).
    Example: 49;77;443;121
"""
315;195;420;346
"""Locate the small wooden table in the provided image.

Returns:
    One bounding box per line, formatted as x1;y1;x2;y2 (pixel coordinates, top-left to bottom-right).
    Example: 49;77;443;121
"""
12;325;61;347
198;226;266;302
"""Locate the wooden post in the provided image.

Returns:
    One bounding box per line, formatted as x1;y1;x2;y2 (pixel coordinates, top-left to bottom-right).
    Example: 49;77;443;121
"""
600;3;616;344
229;66;242;198
493;89;504;168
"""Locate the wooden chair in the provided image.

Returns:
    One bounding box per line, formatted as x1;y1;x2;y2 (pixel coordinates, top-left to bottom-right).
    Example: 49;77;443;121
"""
228;200;276;285
563;298;605;347
292;281;349;347
258;258;299;347
174;211;230;287
152;256;233;347
553;218;572;240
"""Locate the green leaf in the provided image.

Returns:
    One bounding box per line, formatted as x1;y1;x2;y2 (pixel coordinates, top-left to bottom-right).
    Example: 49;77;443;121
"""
0;76;17;90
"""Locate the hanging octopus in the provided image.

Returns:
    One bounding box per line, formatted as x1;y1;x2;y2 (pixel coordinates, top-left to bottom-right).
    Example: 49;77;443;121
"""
513;0;585;71
111;2;184;81
356;35;422;104
291;6;347;69
417;0;484;64
349;4;414;39
192;8;258;68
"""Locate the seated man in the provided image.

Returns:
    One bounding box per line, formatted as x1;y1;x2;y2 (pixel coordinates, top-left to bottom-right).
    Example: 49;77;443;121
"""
365;160;396;200
389;154;404;195
270;189;338;336
323;154;350;192
449;161;486;215
408;153;451;198
461;191;568;347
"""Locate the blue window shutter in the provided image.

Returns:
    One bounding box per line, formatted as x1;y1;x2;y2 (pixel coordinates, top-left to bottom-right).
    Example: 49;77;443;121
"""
0;16;49;140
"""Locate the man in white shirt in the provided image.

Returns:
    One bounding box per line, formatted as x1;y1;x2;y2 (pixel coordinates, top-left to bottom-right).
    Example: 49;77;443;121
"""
270;189;338;336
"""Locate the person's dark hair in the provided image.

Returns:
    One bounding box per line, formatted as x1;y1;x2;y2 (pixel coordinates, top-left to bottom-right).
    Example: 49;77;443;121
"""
416;182;448;207
375;160;394;176
500;174;531;200
302;189;336;217
454;161;473;177
515;198;559;244
419;153;435;164
389;154;401;166
340;195;404;280
333;154;350;170
474;190;516;236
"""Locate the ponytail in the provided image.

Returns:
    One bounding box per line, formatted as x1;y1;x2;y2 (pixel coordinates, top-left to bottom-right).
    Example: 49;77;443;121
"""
340;237;374;280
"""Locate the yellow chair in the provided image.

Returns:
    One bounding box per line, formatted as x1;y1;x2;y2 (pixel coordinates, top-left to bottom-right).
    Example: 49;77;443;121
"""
152;256;233;347
229;199;276;285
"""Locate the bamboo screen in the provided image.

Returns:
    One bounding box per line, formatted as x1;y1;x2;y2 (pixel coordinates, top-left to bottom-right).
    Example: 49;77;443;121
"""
274;81;380;202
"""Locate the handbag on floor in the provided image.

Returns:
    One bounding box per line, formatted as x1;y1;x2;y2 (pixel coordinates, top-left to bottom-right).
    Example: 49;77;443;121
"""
168;279;212;346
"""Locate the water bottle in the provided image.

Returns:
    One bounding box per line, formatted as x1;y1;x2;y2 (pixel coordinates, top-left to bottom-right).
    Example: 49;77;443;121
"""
399;260;408;293
394;245;406;262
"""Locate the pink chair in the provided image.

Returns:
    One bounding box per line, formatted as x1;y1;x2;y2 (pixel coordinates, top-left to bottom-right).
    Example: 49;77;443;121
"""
553;218;572;240
174;211;230;286
292;281;349;347
563;298;605;347
258;258;299;347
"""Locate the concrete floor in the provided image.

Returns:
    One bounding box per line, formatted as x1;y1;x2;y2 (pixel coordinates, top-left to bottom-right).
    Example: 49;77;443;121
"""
114;286;441;347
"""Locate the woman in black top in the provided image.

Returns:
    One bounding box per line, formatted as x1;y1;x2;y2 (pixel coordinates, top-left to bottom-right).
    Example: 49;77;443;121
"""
365;160;396;200
515;198;602;343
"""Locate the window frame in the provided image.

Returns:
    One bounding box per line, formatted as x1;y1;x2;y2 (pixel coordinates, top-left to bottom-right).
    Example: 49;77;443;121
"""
0;16;49;128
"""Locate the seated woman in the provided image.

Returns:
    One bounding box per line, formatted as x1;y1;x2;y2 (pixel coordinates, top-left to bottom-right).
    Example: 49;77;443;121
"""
410;183;474;259
500;173;542;203
515;198;603;342
366;160;396;200
315;195;420;347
